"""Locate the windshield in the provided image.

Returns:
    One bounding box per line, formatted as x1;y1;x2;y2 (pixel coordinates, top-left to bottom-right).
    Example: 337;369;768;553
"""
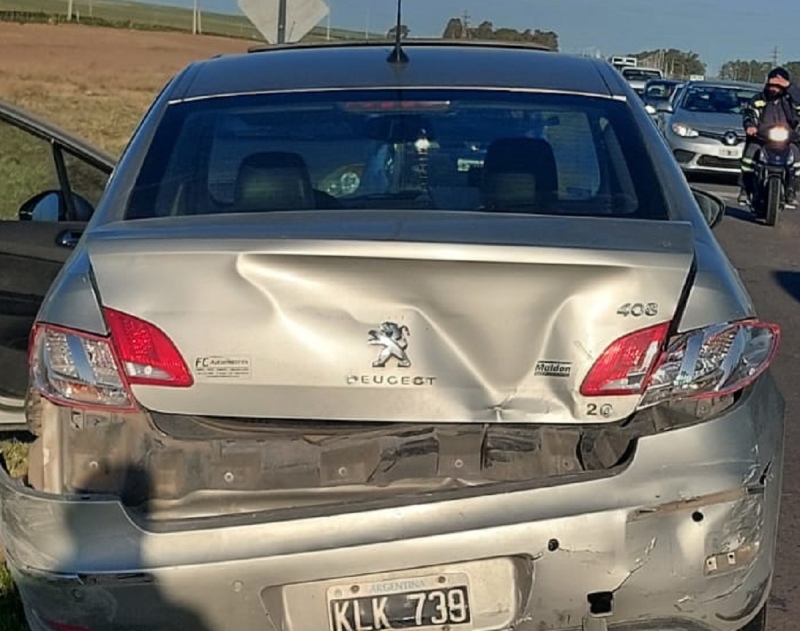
126;89;668;221
680;85;758;114
622;69;662;82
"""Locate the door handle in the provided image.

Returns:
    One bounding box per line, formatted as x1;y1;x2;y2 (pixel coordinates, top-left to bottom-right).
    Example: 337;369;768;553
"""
56;229;83;248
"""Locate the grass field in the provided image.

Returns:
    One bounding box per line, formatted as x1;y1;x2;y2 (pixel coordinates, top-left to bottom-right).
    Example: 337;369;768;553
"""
0;18;292;628
0;0;383;43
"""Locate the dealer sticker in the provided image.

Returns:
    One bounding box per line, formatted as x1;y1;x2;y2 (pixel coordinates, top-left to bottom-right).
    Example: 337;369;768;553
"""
193;356;252;380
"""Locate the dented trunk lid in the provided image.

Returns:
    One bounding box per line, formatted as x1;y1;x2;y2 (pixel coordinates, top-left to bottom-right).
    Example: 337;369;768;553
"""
85;211;696;424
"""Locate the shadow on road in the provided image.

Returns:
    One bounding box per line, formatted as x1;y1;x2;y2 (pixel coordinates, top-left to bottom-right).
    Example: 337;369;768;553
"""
8;462;214;630
773;271;800;304
725;203;760;224
686;172;739;188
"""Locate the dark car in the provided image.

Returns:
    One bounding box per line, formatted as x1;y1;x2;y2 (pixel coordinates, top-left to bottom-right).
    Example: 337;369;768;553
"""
0;41;782;631
642;78;683;114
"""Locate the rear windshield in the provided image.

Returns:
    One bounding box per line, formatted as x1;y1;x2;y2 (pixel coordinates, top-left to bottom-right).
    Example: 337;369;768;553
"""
622;68;662;82
645;82;677;99
126;89;669;220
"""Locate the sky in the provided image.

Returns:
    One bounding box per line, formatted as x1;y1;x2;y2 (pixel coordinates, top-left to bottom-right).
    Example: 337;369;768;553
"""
184;0;800;77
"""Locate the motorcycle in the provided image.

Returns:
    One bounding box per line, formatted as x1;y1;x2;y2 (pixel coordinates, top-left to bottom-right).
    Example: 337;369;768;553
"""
749;124;796;226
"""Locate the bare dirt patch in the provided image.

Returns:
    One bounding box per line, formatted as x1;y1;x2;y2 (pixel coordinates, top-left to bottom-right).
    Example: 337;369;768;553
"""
0;21;253;154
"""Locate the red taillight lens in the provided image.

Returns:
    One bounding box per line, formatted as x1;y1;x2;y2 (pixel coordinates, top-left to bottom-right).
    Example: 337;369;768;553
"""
103;308;193;387
580;322;671;396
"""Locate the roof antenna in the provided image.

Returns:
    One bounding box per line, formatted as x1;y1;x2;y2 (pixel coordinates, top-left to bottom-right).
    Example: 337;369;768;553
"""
386;0;409;64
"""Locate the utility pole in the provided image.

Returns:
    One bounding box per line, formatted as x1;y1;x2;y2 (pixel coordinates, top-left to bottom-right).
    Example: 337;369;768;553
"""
326;0;331;40
772;46;779;66
67;0;73;20
462;9;470;39
277;0;287;43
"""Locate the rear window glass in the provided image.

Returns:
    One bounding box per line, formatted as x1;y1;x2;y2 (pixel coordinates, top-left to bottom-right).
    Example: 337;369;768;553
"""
622;68;662;82
645;83;676;99
126;90;669;220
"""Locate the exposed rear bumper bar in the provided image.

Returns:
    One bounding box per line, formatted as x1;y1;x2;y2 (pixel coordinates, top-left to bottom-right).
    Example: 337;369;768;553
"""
1;375;785;631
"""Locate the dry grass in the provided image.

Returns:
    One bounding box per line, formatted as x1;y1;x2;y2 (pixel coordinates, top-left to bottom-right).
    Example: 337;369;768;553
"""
0;21;256;629
0;21;252;155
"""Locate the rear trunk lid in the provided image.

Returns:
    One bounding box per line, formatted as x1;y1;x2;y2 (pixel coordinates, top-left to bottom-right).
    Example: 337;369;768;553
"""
85;211;695;424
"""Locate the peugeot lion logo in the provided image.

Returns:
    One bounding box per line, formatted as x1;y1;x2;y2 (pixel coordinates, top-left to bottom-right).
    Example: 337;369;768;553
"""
346;321;435;386
368;322;411;368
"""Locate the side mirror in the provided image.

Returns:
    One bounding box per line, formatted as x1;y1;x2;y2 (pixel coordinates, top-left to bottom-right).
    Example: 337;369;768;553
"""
19;190;95;222
656;102;674;114
692;188;725;229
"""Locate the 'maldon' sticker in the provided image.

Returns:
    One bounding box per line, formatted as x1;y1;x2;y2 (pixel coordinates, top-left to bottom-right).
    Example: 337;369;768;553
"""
194;356;252;380
534;361;572;377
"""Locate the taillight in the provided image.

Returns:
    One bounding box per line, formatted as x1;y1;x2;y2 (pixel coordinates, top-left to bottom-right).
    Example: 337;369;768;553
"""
31;324;134;409
580;322;670;396
639;319;779;408
103;308;193;387
580;319;780;407
30;310;192;409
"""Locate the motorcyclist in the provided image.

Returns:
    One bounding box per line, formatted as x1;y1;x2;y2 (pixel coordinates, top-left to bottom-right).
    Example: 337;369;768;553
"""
740;67;800;205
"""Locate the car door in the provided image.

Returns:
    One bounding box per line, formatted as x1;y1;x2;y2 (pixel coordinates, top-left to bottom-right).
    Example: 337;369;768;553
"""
0;100;115;402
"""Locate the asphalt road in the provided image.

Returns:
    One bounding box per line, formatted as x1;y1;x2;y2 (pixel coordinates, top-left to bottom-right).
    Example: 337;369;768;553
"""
690;174;800;631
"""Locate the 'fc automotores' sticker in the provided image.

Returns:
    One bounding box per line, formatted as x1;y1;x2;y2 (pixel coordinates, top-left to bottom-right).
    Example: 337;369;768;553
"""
193;356;252;380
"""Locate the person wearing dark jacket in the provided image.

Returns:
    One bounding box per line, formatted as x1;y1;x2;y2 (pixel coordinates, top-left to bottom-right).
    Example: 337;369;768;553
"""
740;67;800;205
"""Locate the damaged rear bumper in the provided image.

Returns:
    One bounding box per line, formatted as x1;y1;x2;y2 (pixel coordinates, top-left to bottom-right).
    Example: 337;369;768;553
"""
0;375;785;631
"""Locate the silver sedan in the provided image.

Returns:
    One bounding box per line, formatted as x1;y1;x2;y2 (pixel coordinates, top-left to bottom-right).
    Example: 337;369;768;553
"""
0;45;784;631
660;80;761;174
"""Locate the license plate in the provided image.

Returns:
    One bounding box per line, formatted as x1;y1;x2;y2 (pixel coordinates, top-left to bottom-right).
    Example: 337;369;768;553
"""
328;577;472;631
719;147;740;157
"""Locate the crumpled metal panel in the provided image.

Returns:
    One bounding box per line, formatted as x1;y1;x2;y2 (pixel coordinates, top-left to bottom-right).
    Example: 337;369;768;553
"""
85;212;694;424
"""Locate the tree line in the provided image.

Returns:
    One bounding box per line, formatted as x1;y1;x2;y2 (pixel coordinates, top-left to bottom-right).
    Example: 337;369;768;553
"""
719;60;800;83
629;49;705;79
439;16;559;50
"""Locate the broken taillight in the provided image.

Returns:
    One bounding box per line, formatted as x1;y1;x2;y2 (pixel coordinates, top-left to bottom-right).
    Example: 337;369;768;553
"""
581;319;780;406
638;319;780;407
30;309;192;409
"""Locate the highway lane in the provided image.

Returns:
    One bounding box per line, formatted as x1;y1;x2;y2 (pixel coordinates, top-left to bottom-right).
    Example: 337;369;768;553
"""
691;174;800;631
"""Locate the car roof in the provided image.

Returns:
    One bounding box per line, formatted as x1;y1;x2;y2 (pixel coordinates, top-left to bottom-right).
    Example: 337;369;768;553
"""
174;40;619;101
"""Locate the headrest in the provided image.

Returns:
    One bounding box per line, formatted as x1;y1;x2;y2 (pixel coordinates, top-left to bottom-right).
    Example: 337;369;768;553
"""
481;138;558;211
234;151;315;212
